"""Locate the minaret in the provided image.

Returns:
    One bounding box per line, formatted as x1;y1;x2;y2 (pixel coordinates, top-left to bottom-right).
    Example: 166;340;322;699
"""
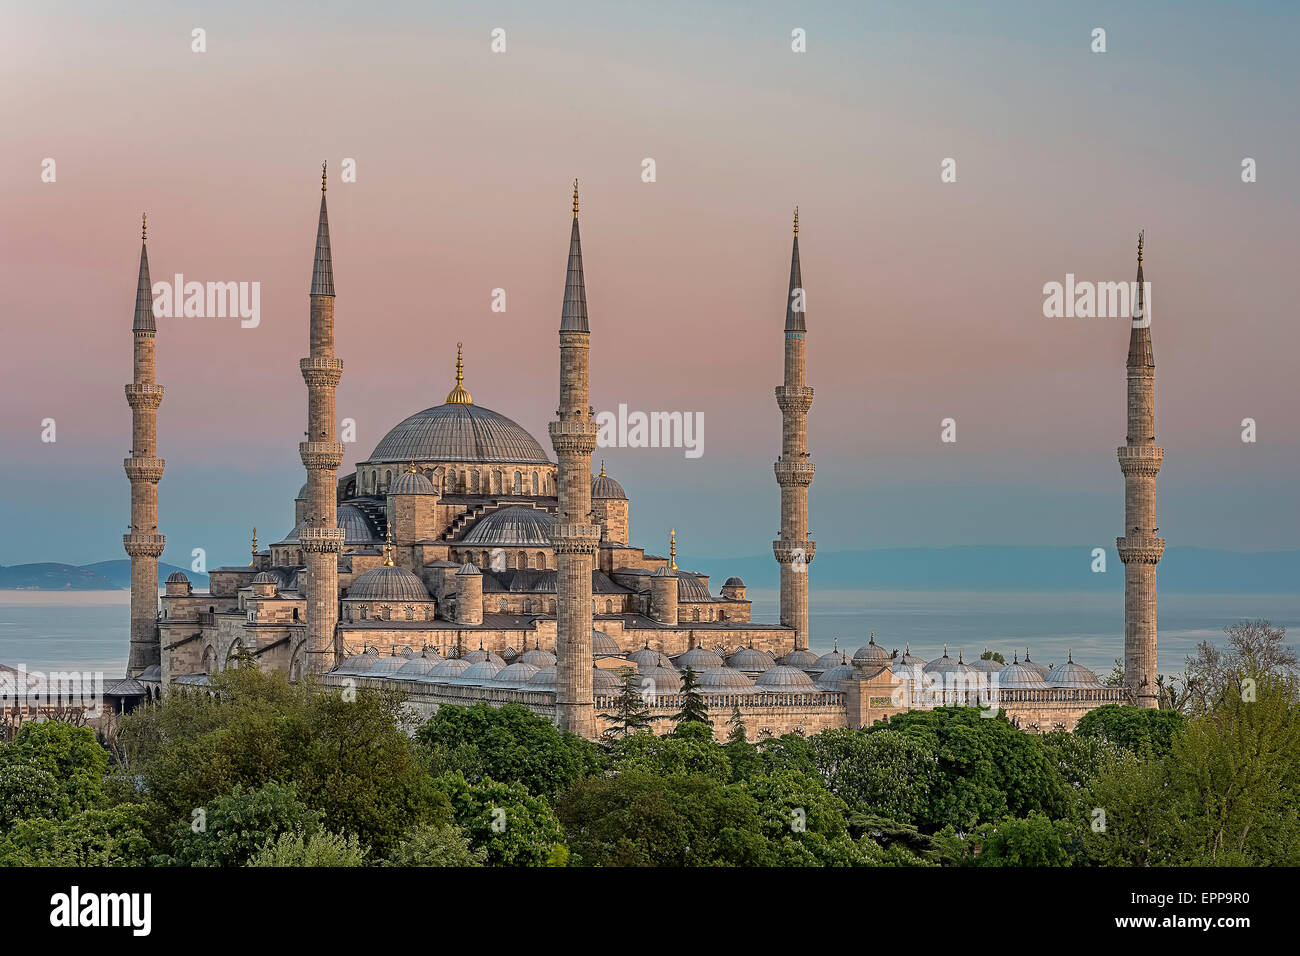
299;164;346;675
548;180;601;737
773;208;816;650
1116;232;1164;708
124;213;166;677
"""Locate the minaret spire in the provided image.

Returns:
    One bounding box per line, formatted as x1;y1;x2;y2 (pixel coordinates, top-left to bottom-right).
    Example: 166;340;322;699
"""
1117;231;1164;708
773;212;816;650
300;166;346;675
124;214;166;676
550;180;601;737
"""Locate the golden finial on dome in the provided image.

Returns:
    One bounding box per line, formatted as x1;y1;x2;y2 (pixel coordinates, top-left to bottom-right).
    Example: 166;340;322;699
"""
1137;229;1144;264
408;457;417;474
249;527;258;565
573;179;579;218
669;528;677;571
321;161;327;194
384;528;394;567
445;342;473;404
141;212;147;242
793;205;799;237
599;459;607;478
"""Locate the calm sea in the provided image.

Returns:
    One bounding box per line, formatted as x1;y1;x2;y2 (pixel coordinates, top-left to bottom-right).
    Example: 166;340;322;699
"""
2;589;1297;678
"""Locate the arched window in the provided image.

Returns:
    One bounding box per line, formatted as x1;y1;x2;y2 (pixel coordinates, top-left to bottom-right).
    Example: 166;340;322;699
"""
536;551;545;569
446;470;456;494
293;608;299;621
499;598;508;611
549;599;556;614
471;470;480;493
513;471;522;495
693;607;700;622
605;600;613;614
405;606;414;620
384;469;392;491
360;606;368;620
532;472;539;495
518;551;527;569
492;471;502;494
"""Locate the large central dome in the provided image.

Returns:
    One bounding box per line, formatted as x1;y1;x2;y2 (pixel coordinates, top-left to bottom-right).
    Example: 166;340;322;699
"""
368;403;551;465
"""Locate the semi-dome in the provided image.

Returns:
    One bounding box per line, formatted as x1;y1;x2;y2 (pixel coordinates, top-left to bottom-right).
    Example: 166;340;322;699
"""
251;571;277;585
283;503;381;547
727;647;777;672
852;634;891;667
347;565;430;602
781;648;821;669
755;665;817;690
1045;653;1101;688
428;658;472;679
675;646;725;671
494;661;540;684
816;662;856;690
639;665;682;693
368;402;551;465
456;562;480;576
591;464;627;500
696;666;755;692
461;658;504;681
166;571;189;583
462;506;556;547
997;655;1050;689
675;573;711;602
389;469;437;496
591;629;621;657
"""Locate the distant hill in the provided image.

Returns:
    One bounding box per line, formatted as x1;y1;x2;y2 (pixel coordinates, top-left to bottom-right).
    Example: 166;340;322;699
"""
0;560;207;590
691;546;1300;595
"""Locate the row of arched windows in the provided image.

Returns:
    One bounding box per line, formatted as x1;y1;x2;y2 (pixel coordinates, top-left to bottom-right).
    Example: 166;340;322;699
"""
363;465;556;497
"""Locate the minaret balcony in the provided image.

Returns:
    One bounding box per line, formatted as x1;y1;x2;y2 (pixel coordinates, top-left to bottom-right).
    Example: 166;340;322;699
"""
299;527;346;553
1116;535;1165;565
1117;445;1163;476
774;459;816;486
124;383;165;409
123;457;165;482
773;539;816;565
123;532;167;558
300;357;344;388
775;385;814;414
299;441;344;470
550;523;601;555
548;420;599;456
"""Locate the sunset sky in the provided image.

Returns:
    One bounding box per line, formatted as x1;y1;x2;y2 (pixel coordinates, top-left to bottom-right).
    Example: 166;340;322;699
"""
2;0;1297;570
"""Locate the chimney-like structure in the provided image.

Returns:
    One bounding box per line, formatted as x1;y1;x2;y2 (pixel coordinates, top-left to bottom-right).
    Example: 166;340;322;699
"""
773;209;816;650
299;164;346;675
548;181;601;737
1116;232;1163;708
124;214;166;676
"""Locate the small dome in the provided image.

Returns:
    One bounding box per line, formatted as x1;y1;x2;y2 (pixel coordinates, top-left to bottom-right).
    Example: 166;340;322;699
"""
367;656;409;675
696;666;755;693
521;647;557;667
334;653;377;675
997;656;1050;689
812;646;848;671
591;467;627;500
755;665;817;690
461;658;504;681
639;665;682;693
675;573;710;601
896;644;928;667
494;661;541;684
592;667;622;692
460;647;506;666
348;565;430;602
969;654;1004;674
629;644;674;671
816;662;856;690
529;666;557;687
852;635;892;667
396;657;437;676
780;648;821;669
462;506;556;547
726;647;777;672
389;469;436;496
923;647;958;675
723;576;744;588
674;646;725;671
251;571;277;585
651;566;675;577
166;571;189;584
1046;653;1101;688
591;629;621;657
428;658;472;679
1020;652;1051;679
456;562;481;576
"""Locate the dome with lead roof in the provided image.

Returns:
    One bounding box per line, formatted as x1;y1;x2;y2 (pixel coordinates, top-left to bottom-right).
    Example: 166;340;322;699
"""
521;647;557;667
629;643;674;671
812;642;848;672
852;634;892;667
428;658;472;679
591;629;621;657
755;665;817;689
367;655;410;675
461;658;504;681
696;666;755;693
816;663;856;690
997;654;1050;689
592;667;622;692
591;464;627;500
389;469;437;496
1045;653;1101;688
461;647;506;666
494;661;540;685
166;571;189;584
781;648;821;669
675;646;725;671
639;665;682;693
369;402;551;465
347;565;430;602
1020;651;1051;679
462;507;556;547
726;647;777;672
396;656;437;676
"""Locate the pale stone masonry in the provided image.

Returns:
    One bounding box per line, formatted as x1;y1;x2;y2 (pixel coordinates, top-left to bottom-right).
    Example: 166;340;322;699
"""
300;166;346;675
124;215;166;677
774;211;816;650
549;182;601;738
1117;233;1163;708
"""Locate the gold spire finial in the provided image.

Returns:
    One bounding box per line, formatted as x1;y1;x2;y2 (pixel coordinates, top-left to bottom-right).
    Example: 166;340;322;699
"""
669;529;677;571
793;205;799;236
321;161;327;194
249;526;258;565
408;457;417;474
445;342;473;404
599;459;607;478
573;179;579;218
384;528;394;567
141;212;147;242
1137;230;1144;263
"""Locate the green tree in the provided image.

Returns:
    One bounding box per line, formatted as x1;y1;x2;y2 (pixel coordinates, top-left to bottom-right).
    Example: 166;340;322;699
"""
168;780;324;867
607;721;731;780
247;829;366;867
0;804;153;866
805;728;940;826
3;721;108;813
384;824;486;866
0;763;64;827
968;813;1074;866
436;771;568;866
600;668;652;737
1074;705;1185;758
673;667;710;728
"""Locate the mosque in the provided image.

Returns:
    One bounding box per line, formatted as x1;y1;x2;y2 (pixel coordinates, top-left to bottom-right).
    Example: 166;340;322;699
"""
105;169;1158;739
